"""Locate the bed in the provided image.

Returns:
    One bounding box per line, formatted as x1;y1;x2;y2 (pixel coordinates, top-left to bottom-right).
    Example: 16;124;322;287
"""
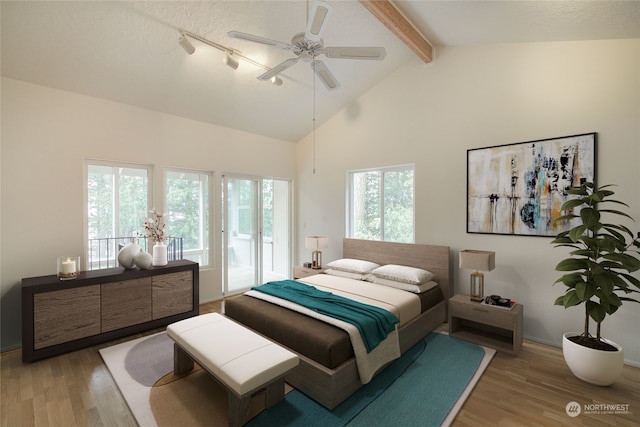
224;238;452;409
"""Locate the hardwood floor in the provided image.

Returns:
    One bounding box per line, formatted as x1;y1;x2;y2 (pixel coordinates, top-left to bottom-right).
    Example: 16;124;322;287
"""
2;299;638;426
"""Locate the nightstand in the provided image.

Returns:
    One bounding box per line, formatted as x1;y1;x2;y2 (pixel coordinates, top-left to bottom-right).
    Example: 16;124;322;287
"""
448;293;523;355
293;265;325;279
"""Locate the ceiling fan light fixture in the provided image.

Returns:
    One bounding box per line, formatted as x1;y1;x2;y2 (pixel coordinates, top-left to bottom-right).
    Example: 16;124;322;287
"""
270;76;283;86
178;33;195;55
223;52;239;70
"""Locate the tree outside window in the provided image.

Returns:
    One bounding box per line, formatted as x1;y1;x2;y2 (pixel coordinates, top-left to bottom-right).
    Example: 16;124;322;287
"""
165;169;212;267
86;162;151;268
349;165;414;243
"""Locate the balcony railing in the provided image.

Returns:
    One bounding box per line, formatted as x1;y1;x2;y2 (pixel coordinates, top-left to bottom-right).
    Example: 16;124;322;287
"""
87;236;183;270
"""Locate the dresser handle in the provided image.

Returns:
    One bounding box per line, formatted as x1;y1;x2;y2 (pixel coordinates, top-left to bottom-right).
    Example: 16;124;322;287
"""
473;307;489;313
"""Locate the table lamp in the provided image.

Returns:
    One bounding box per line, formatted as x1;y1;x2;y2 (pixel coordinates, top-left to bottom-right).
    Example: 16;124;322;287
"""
459;250;495;302
305;236;328;269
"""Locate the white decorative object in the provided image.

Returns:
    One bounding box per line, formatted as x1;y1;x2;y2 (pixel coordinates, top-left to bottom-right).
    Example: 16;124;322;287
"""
134;249;153;269
153;241;168;266
562;332;624;386
117;238;140;269
57;256;80;280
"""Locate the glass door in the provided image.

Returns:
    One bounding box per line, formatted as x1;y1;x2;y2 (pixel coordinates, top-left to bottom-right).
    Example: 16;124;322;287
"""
223;175;291;296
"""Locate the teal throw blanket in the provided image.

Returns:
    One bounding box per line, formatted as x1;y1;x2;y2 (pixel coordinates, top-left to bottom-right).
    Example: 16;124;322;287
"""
251;280;399;353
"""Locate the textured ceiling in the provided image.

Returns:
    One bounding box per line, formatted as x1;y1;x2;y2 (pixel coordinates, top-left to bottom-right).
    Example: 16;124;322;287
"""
2;1;639;142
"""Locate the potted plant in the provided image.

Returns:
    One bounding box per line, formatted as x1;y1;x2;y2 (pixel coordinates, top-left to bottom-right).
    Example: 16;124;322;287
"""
551;182;640;385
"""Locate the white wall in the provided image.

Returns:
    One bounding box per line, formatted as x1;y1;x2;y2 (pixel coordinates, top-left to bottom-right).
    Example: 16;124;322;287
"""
297;39;640;365
0;77;296;351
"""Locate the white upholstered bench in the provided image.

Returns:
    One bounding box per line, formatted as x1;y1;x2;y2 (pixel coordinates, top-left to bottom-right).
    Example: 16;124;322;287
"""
166;313;299;427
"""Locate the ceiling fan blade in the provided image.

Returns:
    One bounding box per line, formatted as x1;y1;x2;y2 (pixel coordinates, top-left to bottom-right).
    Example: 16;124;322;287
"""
304;0;333;43
227;31;292;50
324;46;387;60
257;58;299;81
312;60;340;91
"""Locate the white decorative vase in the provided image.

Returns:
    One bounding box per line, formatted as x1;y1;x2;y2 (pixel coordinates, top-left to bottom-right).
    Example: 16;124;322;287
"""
133;249;153;269
562;332;624;386
117;239;140;269
152;241;168;266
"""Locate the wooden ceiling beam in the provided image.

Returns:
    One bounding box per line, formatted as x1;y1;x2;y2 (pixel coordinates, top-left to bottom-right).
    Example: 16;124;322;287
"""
359;0;433;63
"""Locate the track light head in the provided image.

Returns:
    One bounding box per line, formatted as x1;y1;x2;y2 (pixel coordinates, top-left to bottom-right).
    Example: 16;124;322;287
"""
270;76;283;86
178;33;195;55
223;53;239;70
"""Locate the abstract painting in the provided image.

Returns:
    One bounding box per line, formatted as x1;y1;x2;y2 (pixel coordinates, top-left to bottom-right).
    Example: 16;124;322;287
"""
467;133;596;236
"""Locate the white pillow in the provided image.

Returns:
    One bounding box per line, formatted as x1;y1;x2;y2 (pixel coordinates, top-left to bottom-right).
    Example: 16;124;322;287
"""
325;258;381;274
323;268;368;280
368;276;438;293
370;264;435;285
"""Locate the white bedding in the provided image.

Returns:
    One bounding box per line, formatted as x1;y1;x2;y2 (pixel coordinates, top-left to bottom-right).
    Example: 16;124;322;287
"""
299;273;422;327
245;274;422;384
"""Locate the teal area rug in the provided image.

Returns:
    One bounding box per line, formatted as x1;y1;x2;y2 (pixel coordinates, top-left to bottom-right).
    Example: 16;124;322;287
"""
248;333;493;427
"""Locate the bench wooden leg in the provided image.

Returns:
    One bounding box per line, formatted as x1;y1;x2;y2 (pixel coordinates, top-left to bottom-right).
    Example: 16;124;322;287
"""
227;378;285;427
228;393;251;427
173;343;194;374
265;378;285;408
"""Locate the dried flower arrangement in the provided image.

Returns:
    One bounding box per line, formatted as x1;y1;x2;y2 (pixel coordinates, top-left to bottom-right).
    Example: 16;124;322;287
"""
143;209;166;243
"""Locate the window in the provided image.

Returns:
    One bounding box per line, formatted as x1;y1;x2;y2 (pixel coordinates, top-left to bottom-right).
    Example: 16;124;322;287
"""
347;165;414;243
86;160;152;268
165;169;212;267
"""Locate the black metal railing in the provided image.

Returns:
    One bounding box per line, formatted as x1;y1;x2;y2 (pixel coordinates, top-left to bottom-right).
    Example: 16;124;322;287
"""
87;236;183;270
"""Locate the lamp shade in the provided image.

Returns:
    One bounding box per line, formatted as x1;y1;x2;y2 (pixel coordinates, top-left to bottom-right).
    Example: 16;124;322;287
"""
305;236;329;250
459;250;495;272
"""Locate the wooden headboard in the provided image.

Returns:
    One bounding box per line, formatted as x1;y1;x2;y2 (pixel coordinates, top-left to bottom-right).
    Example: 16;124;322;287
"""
342;238;452;300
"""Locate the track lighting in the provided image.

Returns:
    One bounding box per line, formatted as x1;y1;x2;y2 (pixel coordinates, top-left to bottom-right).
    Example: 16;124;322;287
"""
178;33;195;55
223;53;239;70
177;30;281;87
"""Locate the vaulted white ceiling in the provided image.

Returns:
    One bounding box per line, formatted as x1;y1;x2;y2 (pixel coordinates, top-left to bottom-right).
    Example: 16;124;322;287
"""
2;1;639;142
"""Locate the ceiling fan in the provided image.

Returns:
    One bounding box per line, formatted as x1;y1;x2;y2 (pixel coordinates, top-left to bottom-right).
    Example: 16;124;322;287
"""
227;0;386;90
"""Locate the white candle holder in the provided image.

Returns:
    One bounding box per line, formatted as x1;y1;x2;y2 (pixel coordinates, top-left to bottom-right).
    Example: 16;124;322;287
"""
57;256;80;280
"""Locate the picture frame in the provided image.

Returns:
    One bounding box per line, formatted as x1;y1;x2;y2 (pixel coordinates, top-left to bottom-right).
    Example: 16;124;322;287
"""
467;133;596;237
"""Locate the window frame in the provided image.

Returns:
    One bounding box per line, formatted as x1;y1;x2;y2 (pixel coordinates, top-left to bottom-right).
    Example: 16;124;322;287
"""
84;159;154;269
164;167;214;269
346;164;415;243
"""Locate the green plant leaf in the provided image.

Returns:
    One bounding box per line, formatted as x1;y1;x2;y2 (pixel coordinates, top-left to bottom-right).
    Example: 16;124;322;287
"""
569;225;587;242
560;199;585;210
587;300;606;323
555;258;588;272
620;273;640;289
604;253;640;272
593;273;614;292
575;281;596;301
580;208;600;228
561;290;582;308
554;273;583;288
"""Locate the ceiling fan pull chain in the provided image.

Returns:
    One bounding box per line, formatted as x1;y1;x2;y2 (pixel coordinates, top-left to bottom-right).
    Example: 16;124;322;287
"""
313;67;316;175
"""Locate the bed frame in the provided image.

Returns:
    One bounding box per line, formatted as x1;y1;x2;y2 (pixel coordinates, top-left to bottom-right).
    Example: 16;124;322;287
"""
283;238;452;409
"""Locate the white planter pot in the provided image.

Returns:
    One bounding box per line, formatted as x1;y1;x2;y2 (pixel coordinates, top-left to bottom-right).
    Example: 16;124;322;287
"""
562;332;624;386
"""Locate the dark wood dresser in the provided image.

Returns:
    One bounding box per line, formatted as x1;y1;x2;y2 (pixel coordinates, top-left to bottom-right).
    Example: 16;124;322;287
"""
22;260;199;362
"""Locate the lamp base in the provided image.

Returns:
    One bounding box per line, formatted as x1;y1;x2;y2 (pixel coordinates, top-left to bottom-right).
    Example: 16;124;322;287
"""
311;250;322;269
470;272;484;302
